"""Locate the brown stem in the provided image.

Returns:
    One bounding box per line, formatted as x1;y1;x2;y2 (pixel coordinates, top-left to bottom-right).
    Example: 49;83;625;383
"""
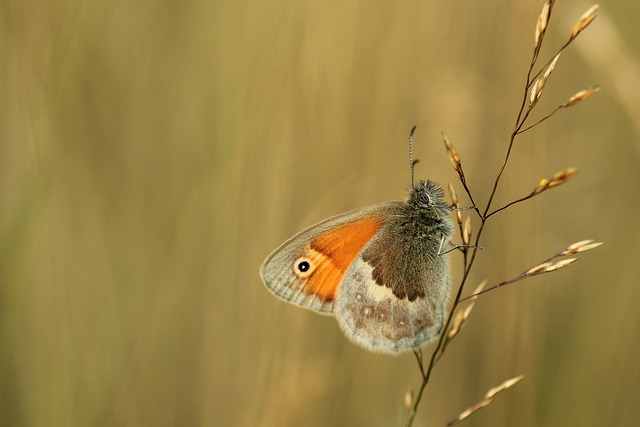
458;248;570;302
407;219;486;426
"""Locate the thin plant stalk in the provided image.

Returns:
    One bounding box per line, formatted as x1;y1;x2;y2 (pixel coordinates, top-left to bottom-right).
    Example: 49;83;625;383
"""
405;3;600;425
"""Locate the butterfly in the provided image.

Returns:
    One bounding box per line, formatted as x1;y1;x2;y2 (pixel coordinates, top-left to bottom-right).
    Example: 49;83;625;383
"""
260;128;454;354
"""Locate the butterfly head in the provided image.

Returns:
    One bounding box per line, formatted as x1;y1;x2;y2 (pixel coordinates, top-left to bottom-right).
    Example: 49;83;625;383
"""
409;180;448;209
406;180;454;237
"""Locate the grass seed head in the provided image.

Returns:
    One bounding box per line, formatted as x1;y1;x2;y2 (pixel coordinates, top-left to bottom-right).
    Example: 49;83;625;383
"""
564;240;603;255
562;86;601;108
535;1;551;48
571;4;599;40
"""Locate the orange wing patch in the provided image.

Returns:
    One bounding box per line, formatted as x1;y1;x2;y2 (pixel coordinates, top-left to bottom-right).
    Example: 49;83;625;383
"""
299;217;383;302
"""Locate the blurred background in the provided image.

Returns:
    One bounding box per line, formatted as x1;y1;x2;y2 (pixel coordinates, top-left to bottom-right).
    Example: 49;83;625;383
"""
1;0;639;426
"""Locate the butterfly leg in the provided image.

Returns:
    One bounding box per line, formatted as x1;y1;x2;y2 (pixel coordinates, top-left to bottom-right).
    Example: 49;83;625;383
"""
437;234;482;255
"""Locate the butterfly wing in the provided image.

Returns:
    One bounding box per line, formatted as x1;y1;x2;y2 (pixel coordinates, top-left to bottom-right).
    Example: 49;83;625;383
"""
335;211;452;354
260;202;399;314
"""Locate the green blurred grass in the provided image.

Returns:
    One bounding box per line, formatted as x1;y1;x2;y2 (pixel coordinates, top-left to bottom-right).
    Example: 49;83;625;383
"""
1;0;639;426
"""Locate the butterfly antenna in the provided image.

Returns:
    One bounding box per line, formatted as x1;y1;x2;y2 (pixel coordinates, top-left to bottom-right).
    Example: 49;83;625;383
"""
409;125;418;187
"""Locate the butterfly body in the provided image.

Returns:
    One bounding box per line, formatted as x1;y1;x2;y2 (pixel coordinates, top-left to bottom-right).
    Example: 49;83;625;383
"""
260;180;453;354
